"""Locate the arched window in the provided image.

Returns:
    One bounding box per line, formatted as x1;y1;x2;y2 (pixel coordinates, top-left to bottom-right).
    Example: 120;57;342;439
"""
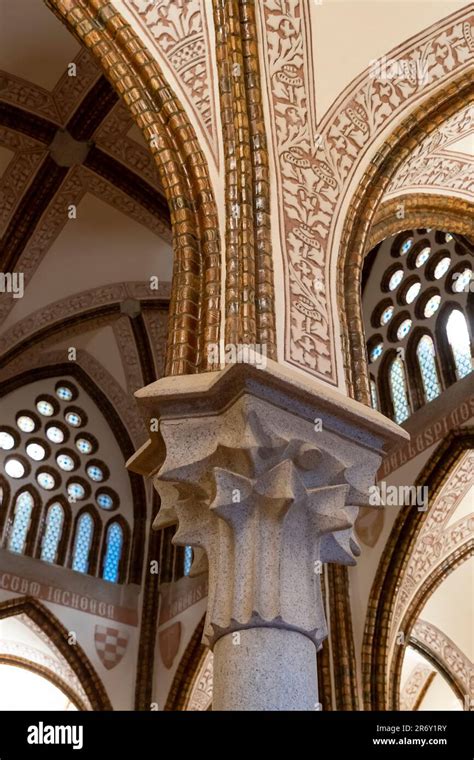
0;376;132;582
40;502;64;564
370;379;378;410
184;545;193;576
389;356;411;424
72;513;94;574
416;335;441;403
8;491;34;554
446;310;472;380
102;522;123;583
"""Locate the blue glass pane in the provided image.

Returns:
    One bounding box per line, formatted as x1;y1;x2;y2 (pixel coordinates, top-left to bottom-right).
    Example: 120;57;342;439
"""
72;513;93;573
370;380;378;410
389;357;410;424
447;310;472;380
184;546;193;576
416;336;441;403
8;491;34;554
103;523;123;583
40;503;64;563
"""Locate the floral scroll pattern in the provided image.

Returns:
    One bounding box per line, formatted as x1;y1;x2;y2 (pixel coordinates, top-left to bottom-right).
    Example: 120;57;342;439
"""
260;1;474;383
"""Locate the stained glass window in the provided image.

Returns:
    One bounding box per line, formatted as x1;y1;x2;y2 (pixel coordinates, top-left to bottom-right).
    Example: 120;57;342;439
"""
87;464;103;482
416;336;441;403
446;310;472;380
0;431;15;450
380;305;394;325
40;503;64;563
57;453;75;471
388;269;404;291
46;425;65;444
26;442;46;461
65;411;81;427
8;491;34;554
396;319;412;340
370;380;378;410
370;341;383;362
17;415;36;433
102;522;123;583
76;437;93;455
415;246;430;268
36;400;55;417
67;482;85;501
184;545;193;576
5;459;25;479
56;386;73;401
423;294;441;318
452;267;472;293
36;471;56;490
405;282;421;304
389;357;411;424
400;238;413;255
97;492;114;510
433;257;450;279
72;513;93;573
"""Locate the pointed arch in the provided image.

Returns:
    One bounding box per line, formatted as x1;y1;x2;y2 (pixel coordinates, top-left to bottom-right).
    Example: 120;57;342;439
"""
99;515;130;585
406;327;443;410
339;72;473;405
0;597;112;710
436;303;473;386
4;485;42;557
362;430;474;710
35;495;72;566
69;506;101;577
45;0;221;375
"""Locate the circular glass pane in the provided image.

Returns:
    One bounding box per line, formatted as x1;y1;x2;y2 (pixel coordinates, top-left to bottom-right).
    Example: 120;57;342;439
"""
37;471;56;490
26;442;46;461
370;342;383;362
452;267;472;293
17;415;36;433
67;482;85;501
65;411;82;428
396;319;412;340
5;459;25;478
380;305;394;325
423;295;441;318
0;431;15;450
400;238;413;255
405;282;421;304
97;493;114;510
57;453;75;472
56;386;74;401
415;246;431;268
75;437;93;455
87;464;104;483
36;400;55;417
46;426;65;444
388;269;404;291
433;256;451;280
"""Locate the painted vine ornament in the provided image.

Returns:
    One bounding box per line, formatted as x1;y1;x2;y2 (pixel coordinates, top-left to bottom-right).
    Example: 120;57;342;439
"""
260;1;474;384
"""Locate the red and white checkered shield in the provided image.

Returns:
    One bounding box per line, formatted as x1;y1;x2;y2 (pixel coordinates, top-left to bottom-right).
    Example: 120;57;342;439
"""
94;625;129;670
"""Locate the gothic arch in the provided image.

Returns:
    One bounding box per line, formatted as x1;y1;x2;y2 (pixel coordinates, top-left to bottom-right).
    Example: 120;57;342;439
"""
339;72;473;405
0;360;147;584
164;615;206;711
0;597;112;710
45;0;221;376
361;430;474;710
0;655;88;710
365;195;474;254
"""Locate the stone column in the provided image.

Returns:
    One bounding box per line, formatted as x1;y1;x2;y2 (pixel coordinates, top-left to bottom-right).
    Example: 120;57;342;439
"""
128;355;408;711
